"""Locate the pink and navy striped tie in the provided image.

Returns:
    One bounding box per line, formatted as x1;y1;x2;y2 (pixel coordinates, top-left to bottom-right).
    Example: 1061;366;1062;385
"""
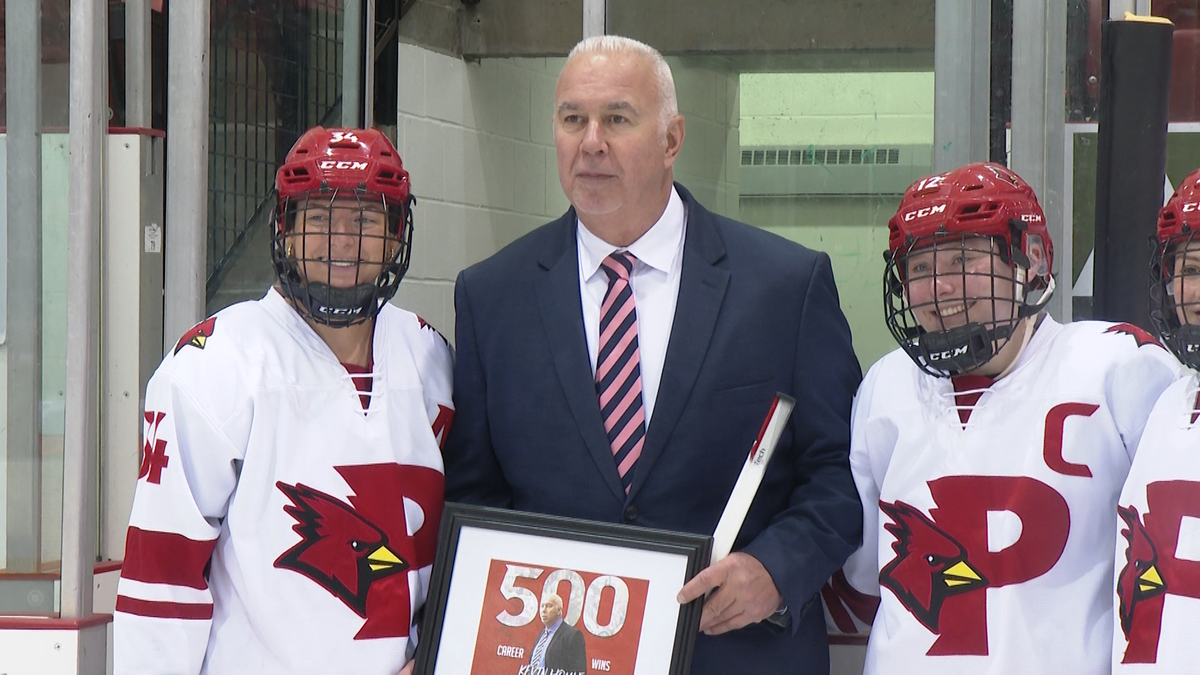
596;251;645;493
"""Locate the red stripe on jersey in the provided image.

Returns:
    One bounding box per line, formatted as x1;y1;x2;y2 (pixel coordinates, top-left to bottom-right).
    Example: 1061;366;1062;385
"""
822;581;859;633
121;527;217;590
828;569;880;624
116;595;213;620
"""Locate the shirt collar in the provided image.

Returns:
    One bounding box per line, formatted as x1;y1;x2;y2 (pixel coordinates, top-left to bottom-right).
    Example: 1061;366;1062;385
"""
577;185;685;278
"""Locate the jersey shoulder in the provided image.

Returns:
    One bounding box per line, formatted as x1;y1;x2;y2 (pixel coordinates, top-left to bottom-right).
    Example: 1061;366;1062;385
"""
161;296;287;372
1020;318;1179;392
1058;319;1174;363
152;293;304;408
857;347;926;416
1141;372;1200;432
377;303;454;385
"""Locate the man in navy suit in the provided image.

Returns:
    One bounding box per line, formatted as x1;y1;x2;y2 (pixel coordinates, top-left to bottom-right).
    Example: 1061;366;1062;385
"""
526;594;586;675
444;35;862;674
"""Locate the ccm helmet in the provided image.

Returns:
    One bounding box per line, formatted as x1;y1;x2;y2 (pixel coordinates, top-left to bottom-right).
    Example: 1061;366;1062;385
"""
884;162;1056;377
271;126;414;327
1150;168;1200;369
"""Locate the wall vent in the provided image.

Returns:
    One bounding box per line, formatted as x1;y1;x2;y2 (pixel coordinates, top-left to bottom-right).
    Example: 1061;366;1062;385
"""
740;147;902;166
739;144;932;196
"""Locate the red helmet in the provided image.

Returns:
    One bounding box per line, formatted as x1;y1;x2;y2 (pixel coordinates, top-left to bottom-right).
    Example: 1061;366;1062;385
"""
1157;168;1200;246
271;127;415;327
275;127;412;233
883;162;1056;377
887;162;1053;284
1150;168;1200;369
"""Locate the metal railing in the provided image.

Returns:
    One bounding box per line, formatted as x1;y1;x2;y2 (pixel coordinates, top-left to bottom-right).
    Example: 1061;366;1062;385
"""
206;0;345;303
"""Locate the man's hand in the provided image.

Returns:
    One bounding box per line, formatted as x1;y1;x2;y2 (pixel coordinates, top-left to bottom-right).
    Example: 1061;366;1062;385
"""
676;551;782;635
397;661;415;675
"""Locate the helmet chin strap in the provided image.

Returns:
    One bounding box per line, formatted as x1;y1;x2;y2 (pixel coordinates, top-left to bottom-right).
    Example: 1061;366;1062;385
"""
990;272;1055;378
1168;324;1200;370
1018;272;1056;318
293;281;381;328
994;315;1037;379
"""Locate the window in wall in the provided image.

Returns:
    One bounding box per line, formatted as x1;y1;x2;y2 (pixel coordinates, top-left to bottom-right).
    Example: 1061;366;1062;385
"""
0;0;72;615
1066;0;1200;318
605;0;936;370
738;71;934;370
207;0;346;314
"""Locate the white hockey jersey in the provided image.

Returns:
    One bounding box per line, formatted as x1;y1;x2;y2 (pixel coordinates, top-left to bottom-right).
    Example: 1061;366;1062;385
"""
827;318;1178;675
1113;371;1200;672
114;288;454;675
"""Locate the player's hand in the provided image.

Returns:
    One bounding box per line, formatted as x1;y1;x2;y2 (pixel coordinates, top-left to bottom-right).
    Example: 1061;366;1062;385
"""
676;551;782;635
397;661;415;675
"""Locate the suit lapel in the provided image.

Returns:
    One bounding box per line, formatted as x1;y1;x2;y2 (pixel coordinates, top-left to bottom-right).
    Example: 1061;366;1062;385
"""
633;186;729;498
534;211;628;504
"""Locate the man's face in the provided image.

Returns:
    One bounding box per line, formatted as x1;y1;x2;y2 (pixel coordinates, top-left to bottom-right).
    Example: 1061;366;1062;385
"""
288;196;394;288
903;236;1021;335
540;595;563;627
554;51;682;238
1171;239;1200;326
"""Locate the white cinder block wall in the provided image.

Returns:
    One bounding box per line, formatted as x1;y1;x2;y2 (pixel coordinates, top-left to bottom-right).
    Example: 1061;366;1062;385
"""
667;55;740;219
392;45;571;340
391;44;740;342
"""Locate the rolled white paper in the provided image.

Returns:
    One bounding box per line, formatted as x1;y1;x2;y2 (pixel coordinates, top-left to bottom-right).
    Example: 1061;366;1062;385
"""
710;393;796;565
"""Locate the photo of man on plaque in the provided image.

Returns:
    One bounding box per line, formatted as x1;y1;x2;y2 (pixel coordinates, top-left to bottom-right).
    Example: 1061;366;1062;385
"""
522;593;587;675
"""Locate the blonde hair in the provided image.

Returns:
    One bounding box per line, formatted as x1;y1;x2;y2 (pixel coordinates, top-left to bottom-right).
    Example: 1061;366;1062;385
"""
565;35;679;134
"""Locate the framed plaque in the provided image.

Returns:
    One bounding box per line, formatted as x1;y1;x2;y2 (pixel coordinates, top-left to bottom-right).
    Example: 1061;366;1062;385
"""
414;503;712;675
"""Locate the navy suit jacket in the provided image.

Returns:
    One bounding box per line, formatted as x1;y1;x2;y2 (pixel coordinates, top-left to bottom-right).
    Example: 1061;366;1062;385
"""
444;185;862;674
534;621;587;674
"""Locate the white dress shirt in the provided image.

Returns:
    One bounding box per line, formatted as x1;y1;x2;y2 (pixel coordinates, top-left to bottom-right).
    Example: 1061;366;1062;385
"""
577;186;686;426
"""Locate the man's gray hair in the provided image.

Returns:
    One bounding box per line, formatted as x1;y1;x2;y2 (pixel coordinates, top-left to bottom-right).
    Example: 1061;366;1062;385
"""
566;35;679;133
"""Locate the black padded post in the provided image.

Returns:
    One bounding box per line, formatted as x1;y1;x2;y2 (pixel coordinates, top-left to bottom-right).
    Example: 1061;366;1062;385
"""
1093;18;1173;328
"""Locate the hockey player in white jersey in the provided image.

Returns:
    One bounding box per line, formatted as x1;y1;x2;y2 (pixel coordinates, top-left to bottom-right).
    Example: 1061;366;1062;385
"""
822;162;1178;674
114;127;453;675
1113;168;1200;671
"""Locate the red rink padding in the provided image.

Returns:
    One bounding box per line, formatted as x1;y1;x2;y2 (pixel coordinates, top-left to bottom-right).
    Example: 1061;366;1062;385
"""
0;614;113;630
115;596;214;621
121;527;217;590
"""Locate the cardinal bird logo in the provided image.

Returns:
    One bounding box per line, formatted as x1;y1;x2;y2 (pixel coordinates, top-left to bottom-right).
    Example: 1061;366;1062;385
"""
1117;504;1167;638
1105;323;1163;349
174;317;217;355
275;481;409;618
273;464;444;641
879;500;988;633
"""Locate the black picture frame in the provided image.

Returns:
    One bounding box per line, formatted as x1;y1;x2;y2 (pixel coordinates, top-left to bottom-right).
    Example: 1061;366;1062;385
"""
414;503;712;675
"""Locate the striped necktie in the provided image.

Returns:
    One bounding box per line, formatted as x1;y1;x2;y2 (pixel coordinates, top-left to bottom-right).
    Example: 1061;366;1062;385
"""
530;626;551;669
596;251;646;493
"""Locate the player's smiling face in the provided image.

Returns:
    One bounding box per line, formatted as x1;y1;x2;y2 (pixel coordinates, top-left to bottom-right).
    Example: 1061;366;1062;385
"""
904;236;1021;335
1172;240;1200;327
289;197;394;288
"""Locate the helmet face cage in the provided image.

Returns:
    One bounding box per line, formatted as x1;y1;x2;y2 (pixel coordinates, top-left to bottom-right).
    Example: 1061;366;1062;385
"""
1150;231;1200;369
884;233;1030;377
271;187;414;327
